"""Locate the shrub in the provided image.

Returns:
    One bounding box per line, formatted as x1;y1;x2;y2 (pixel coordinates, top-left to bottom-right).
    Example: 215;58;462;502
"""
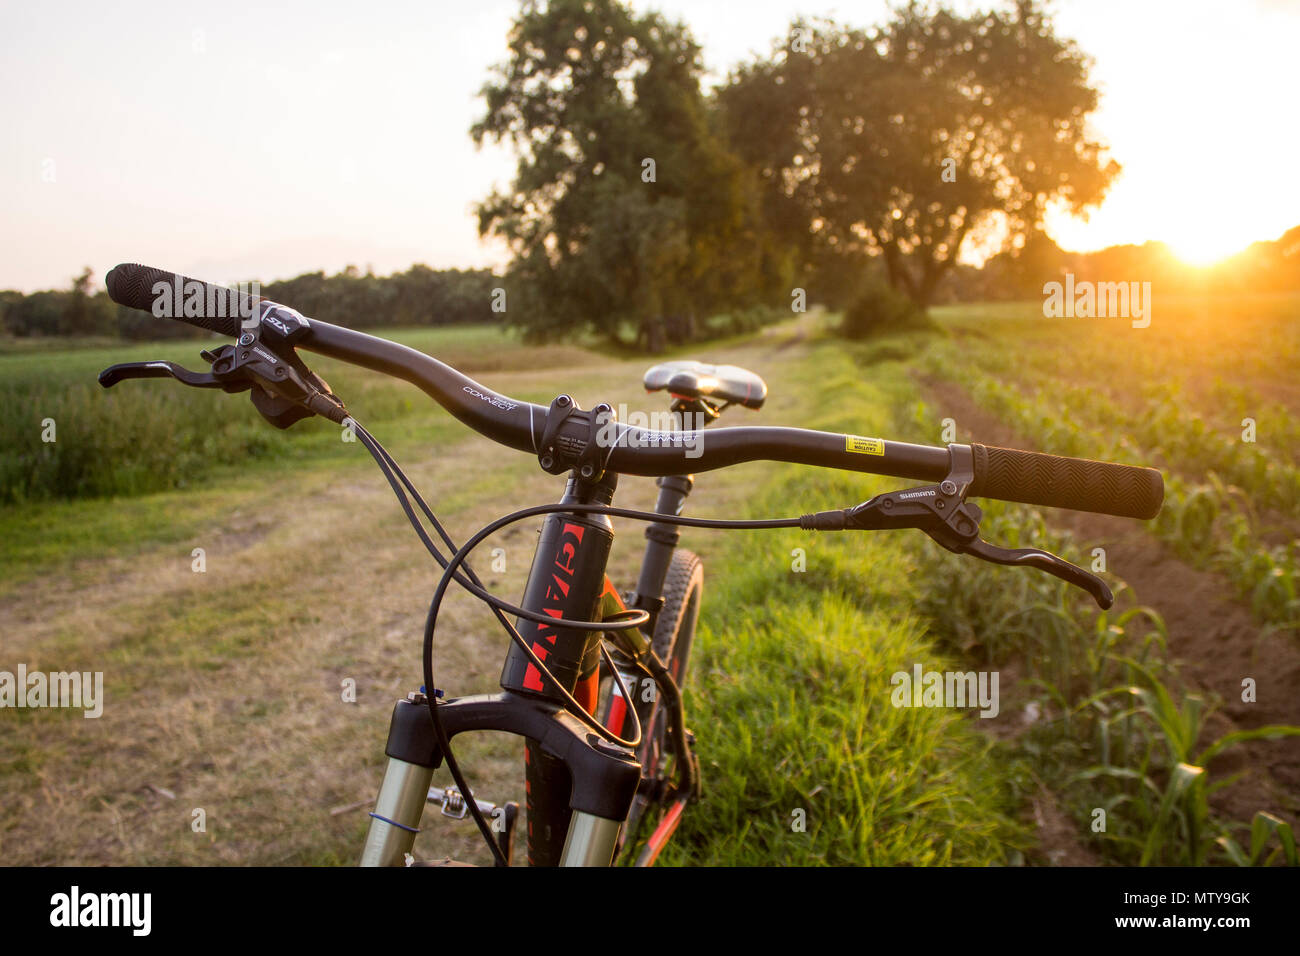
840;276;927;339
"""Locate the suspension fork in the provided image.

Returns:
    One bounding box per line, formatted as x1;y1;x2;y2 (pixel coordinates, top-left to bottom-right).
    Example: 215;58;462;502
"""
359;741;435;867
360;688;641;867
360;472;629;867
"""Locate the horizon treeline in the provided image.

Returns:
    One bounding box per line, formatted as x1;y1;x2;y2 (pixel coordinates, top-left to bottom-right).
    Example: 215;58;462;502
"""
0;264;499;341
4;227;1297;343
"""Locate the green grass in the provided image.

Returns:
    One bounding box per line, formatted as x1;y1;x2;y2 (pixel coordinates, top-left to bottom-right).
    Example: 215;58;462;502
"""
845;323;1300;866
909;310;1300;632
665;329;1298;867
664;482;1029;865
656;343;1031;865
0;324;576;506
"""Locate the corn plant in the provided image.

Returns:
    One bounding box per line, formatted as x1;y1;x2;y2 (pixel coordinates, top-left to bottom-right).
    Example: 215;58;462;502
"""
1073;657;1300;865
952;370;1299;631
1216;812;1298;867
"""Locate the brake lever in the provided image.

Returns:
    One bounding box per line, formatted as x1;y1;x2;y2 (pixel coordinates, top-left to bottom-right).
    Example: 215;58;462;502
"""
961;538;1113;609
100;332;349;430
98;358;246;392
801;443;1114;609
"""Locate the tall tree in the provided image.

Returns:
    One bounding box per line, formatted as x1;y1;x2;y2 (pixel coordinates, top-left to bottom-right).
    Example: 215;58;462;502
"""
722;1;1118;311
472;0;770;345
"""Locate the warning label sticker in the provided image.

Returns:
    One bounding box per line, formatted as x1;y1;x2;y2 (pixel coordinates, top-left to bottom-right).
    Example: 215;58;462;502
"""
845;435;885;456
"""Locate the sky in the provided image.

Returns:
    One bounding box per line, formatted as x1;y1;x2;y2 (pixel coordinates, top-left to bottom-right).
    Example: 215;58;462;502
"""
1;0;1297;292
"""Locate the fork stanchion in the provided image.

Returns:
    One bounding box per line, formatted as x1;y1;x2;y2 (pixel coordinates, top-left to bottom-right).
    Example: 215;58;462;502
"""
359;757;434;867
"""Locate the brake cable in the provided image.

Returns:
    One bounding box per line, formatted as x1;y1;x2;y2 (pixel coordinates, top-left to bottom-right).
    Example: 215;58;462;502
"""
418;493;799;866
355;423;650;864
351;420;801;865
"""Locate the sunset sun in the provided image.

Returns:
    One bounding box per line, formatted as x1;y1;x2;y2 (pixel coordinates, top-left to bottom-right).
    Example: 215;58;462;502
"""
1166;232;1248;268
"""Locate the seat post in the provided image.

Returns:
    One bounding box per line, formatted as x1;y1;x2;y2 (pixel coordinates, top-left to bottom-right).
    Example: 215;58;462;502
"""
629;398;709;628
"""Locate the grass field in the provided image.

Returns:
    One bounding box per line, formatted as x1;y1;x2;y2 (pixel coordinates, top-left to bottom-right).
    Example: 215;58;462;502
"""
1;305;1296;866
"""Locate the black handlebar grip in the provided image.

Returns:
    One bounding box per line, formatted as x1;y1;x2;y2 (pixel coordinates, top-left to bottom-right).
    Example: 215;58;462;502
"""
105;263;252;337
969;443;1163;519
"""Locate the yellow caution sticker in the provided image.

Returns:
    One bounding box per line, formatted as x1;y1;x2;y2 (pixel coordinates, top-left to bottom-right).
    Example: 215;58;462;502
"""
845;435;885;456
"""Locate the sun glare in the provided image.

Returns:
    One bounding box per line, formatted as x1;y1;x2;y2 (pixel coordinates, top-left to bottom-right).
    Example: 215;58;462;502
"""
1166;234;1248;269
1046;192;1279;272
1033;1;1300;275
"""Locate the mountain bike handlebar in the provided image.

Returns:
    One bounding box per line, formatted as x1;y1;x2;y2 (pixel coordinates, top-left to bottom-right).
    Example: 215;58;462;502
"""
104;262;1164;520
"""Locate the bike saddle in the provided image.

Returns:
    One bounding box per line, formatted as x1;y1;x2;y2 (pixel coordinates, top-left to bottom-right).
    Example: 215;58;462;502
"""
643;360;768;411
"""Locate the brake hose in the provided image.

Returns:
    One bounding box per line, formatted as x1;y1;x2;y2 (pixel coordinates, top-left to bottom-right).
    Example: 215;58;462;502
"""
353;420;801;865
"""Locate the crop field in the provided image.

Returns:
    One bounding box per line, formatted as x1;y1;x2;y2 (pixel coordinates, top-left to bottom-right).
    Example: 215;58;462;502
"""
924;294;1300;631
1;305;1296;866
911;293;1300;865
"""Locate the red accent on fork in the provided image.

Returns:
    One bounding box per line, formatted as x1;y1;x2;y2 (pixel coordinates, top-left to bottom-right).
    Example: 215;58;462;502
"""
607;689;628;737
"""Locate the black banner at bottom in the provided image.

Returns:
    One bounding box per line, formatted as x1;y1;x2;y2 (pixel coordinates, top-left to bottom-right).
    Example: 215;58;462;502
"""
0;865;1283;942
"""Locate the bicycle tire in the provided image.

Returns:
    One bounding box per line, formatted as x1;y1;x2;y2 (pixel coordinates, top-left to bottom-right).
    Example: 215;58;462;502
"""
651;548;703;686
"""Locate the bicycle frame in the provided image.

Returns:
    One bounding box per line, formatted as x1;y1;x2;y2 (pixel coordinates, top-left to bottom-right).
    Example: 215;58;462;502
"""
360;462;696;867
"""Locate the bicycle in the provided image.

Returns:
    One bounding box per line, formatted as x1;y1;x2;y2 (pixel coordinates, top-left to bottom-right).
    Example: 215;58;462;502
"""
98;262;1165;866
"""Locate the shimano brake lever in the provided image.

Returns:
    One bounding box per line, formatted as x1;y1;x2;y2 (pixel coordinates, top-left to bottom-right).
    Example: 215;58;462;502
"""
961;538;1113;609
98;359;246;391
99;345;256;393
801;443;1115;608
100;339;349;429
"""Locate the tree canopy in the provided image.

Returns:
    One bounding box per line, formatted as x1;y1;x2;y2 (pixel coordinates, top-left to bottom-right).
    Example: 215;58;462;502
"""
722;1;1119;309
475;0;1124;337
12;2;1292;344
472;0;780;346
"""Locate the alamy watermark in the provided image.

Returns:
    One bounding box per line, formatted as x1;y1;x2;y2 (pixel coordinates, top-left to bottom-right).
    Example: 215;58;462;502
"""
594;404;708;459
149;276;261;324
1042;273;1151;328
0;664;103;718
890;664;999;718
50;886;150;935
